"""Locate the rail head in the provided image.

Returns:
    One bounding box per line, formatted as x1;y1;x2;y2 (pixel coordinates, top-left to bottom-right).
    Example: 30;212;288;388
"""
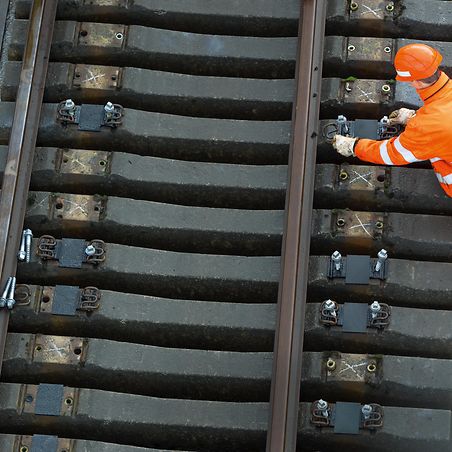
0;0;57;372
266;1;327;451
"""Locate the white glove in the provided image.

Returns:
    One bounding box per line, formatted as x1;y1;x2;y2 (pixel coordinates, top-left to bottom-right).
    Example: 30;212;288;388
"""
332;134;358;157
388;108;416;126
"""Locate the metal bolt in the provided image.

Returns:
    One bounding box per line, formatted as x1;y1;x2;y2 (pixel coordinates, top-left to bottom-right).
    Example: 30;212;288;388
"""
339;169;349;181
380;115;390;125
104;102;115;116
115;32;124;40
382;84;391;93
331;251;342;271
85;245;96;256
350;2;359;11
324;299;335;310
6;276;16;310
375;221;384;229
370;301;381;319
362;404;373;419
0;277;12;308
65;99;75;111
317;399;329;417
347;44;356;52
337;115;347;124
18;230;26;261
386;2;394;12
24;229;33;263
375;249;388;272
326;358;336;371
336;218;346;227
384;46;391;53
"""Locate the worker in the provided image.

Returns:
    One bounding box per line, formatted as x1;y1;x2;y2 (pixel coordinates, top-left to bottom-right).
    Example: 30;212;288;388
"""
332;43;452;197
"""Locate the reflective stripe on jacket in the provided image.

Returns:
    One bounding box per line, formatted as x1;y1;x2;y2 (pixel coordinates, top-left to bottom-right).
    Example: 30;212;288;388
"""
354;71;452;197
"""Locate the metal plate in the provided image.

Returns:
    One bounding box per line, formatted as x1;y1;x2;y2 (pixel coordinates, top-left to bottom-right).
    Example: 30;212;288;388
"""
342;303;369;333
78;104;104;132
58;238;86;268
345;255;370;284
333;402;361;434
77;22;126;48
59;149;110;176
35;384;64;416
31;435;58;452
52;285;79;316
73;64;121;90
352;119;378;140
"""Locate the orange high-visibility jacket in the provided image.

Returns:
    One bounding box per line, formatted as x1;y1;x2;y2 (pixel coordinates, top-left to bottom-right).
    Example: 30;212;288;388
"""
355;71;452;197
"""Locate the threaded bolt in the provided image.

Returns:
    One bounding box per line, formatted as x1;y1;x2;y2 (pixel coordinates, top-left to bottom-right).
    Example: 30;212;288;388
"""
0;277;12;308
331;251;342;271
375;249;388;272
17;230;26;261
317;399;329;417
24;229;33;263
6;276;16;310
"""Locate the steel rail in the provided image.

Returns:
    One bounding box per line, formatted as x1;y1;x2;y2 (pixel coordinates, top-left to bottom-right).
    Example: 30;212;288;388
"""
266;1;326;451
0;0;57;372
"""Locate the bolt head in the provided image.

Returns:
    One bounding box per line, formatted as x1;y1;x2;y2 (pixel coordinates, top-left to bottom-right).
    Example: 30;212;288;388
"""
362;404;372;415
377;249;388;259
65;99;75;109
370;301;381;311
6;299;15;310
85;245;96;256
324;299;335;310
104;102;114;112
331;251;341;260
24;229;33;237
317;399;328;410
18;251;26;261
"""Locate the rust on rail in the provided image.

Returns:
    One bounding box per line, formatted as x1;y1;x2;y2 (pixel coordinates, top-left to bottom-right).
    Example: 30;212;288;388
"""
266;0;327;451
0;0;57;372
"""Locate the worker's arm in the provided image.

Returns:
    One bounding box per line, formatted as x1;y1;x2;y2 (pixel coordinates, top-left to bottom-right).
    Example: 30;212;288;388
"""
354;116;434;165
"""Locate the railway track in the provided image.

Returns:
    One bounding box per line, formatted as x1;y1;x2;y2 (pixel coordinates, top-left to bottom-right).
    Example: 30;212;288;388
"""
0;0;451;451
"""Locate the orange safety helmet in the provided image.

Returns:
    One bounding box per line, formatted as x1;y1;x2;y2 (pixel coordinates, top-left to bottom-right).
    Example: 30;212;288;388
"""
394;43;442;82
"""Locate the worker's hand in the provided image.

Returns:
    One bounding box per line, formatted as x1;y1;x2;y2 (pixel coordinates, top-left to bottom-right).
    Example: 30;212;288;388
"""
388;108;416;126
332;134;357;157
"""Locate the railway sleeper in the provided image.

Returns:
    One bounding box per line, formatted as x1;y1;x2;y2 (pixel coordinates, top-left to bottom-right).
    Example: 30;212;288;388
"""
19;238;280;303
14;0;300;37
0;146;287;209
1;63;429;121
306;301;452;360
15;0;452;42
1;63;430;122
17;242;452;307
309;255;452;309
1;433;168;451
0;147;446;214
9;285;276;352
10;24;452;80
315;163;451;215
0;102;290;164
9;286;452;359
25;191;284;256
2;61;294;121
9;20;297;79
22;190;452;262
0;383;449;451
3;337;452;408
